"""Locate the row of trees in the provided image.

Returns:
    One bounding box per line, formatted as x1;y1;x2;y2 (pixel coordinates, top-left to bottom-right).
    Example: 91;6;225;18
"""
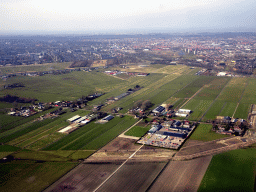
132;100;153;111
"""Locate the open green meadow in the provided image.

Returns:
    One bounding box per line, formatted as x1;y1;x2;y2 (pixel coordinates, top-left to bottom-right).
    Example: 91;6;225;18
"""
198;148;256;192
0;62;72;74
0;71;123;102
0;160;77;192
43;115;137;151
189;124;229;141
124;125;151;137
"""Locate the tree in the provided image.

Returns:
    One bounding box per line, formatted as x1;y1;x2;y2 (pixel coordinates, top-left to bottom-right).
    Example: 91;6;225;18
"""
133;100;143;109
224;124;230;131
141;100;153;111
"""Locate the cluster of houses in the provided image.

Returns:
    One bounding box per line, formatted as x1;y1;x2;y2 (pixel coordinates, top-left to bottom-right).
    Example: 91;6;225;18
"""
212;116;248;136
8;106;37;117
151;105;192;118
7;92;104;118
137;119;195;149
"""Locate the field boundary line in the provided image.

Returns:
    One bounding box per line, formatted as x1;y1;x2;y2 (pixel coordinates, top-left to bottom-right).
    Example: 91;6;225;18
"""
179;85;205;109
119;119;142;137
198;77;231;122
93;144;144;192
60;119;126;150
232;80;249;118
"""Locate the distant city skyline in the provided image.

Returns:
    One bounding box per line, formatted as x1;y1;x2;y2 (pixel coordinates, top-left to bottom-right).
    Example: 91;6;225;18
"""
1;0;256;35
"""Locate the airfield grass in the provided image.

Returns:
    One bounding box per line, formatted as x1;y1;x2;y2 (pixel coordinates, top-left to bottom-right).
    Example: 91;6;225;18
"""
0;160;77;192
198;148;256;192
124;125;151;137
189;124;229;141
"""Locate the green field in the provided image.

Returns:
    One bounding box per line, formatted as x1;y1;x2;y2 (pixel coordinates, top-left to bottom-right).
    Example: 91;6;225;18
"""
189;124;228;141
198;148;256;192
0;62;72;74
124;125;151;137
1;64;256;191
0;160;77;192
0;71;123;102
43;116;137;151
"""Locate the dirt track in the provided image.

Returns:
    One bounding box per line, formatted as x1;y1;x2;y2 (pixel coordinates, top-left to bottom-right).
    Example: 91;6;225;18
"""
148;156;212;192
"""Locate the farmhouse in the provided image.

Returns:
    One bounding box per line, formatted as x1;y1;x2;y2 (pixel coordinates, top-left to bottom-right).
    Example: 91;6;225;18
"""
67;115;81;123
217;72;227;76
114;92;129;100
175;109;191;117
100;115;114;123
58;124;80;134
152;105;166;114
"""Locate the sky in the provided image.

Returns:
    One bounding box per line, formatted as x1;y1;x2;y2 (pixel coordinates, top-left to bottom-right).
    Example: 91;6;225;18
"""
1;0;256;34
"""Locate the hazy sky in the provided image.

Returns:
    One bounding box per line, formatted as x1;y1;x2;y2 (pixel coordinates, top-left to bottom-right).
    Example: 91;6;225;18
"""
1;0;256;34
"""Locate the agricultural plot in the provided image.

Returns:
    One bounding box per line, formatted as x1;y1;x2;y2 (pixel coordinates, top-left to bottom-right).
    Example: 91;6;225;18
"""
173;76;215;98
124;125;151;137
43;116;137;151
0;71;123;102
233;103;251;119
217;78;247;103
0;160;77;192
81;117;137;150
194;77;230;100
183;99;213;121
0;108;56;133
8;110;89;148
218;102;237;117
189;124;228;141
0;62;71;74
44;162;124;192
198;148;256;192
203;101;226;121
148;156;212;192
97;161;167;192
240;78;256;104
0;118;58;143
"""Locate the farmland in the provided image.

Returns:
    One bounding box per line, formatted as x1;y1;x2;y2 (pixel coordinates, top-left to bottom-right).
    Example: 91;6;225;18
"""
124;125;151;137
198;148;256;192
43;115;137;151
189;124;229;141
1;63;256;191
0;160;77;192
